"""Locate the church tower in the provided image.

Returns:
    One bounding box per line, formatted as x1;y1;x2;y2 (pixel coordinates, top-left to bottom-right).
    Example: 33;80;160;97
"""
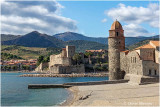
108;20;125;80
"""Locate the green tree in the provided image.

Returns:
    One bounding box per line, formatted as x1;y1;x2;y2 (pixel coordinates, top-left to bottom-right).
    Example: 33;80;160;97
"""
37;55;44;66
12;65;18;71
73;54;81;64
85;52;93;57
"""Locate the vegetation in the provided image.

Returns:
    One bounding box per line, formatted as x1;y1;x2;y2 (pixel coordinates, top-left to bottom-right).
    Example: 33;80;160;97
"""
93;63;108;72
36;55;50;66
1;52;22;60
84;52;93;57
1;45;61;60
73;53;82;64
1;34;20;41
67;40;107;52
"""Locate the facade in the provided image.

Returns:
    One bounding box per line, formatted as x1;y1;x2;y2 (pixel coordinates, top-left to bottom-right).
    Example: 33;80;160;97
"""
121;41;159;77
36;45;85;74
108;20;159;81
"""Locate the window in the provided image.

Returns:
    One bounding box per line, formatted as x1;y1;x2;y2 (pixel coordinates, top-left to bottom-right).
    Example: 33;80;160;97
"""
116;32;118;36
155;70;157;75
131;57;132;63
135;57;136;63
149;69;151;75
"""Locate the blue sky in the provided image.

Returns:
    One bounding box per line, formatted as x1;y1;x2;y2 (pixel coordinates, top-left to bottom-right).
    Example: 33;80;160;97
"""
1;0;159;37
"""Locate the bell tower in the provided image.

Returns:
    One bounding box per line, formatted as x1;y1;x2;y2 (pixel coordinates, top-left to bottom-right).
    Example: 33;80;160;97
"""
108;20;125;80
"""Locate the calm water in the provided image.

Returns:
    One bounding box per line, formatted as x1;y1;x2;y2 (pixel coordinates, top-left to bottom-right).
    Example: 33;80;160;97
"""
1;73;108;106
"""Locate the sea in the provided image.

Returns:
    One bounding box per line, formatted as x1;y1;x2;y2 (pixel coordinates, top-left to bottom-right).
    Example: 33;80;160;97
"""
1;72;109;106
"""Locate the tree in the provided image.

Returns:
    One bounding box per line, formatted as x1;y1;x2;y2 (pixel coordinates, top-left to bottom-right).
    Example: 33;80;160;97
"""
42;56;50;63
12;65;18;71
73;54;81;64
37;55;44;66
85;52;93;57
93;65;99;72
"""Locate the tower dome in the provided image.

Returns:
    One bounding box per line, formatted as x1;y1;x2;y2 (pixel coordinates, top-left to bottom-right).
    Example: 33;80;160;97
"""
110;20;123;30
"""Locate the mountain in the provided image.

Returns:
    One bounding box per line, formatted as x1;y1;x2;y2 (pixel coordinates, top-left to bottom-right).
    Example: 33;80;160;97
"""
2;31;159;52
53;32;108;44
2;31;66;48
53;32;159;46
1;34;21;41
2;31;107;52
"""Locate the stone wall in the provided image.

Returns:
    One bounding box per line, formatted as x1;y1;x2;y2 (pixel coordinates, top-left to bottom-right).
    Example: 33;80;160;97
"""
125;74;159;85
155;50;159;63
139;48;155;61
121;49;159;78
49;54;72;68
66;45;75;58
108;37;121;80
35;62;48;72
142;60;159;76
50;64;85;74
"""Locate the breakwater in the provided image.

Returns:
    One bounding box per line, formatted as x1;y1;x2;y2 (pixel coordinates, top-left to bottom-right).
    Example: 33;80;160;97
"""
28;79;129;89
19;73;108;77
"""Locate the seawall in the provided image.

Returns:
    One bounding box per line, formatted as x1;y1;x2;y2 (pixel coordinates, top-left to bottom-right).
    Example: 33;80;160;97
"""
20;73;108;77
28;79;129;89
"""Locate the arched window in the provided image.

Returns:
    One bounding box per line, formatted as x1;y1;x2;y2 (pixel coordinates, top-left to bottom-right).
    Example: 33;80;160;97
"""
116;32;118;36
155;70;157;75
149;69;151;75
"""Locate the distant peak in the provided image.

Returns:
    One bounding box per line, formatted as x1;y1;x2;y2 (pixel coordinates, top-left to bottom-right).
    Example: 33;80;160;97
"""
30;31;40;34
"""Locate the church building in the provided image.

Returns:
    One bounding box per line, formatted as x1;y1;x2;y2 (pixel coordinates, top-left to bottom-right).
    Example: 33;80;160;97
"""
108;20;159;83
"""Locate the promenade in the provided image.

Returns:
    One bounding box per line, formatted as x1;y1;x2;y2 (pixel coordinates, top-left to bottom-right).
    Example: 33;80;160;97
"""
67;83;159;106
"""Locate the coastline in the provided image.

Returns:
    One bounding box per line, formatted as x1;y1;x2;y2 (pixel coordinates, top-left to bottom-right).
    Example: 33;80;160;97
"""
1;71;34;73
60;86;79;106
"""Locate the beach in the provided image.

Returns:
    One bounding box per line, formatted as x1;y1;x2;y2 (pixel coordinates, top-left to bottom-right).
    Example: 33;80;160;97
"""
66;83;159;106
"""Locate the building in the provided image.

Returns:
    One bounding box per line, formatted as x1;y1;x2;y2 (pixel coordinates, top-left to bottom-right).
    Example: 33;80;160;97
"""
86;49;107;56
108;20;125;80
108;20;159;83
36;45;85;74
1;59;37;71
121;41;159;77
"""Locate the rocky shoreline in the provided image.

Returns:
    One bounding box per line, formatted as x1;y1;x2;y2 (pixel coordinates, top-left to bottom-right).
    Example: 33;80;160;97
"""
19;73;108;77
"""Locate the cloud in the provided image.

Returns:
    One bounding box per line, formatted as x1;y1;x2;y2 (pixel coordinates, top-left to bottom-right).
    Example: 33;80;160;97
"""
123;24;154;37
106;3;159;28
101;18;107;23
105;3;159;37
1;1;77;35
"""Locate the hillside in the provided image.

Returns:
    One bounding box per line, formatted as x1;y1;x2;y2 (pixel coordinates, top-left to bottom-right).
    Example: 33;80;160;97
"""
127;37;159;50
2;31;66;48
1;45;61;59
54;32;159;46
1;34;21;41
66;40;107;52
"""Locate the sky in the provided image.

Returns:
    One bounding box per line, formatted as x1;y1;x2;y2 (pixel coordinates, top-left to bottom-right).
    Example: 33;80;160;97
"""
1;0;159;37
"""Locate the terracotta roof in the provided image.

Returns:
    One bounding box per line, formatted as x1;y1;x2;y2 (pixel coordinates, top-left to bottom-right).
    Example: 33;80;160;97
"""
135;44;154;50
121;50;129;55
150;41;160;47
110;20;123;30
86;49;105;52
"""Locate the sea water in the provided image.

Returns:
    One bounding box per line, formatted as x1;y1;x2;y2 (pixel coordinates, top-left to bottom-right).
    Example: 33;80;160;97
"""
1;73;108;106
